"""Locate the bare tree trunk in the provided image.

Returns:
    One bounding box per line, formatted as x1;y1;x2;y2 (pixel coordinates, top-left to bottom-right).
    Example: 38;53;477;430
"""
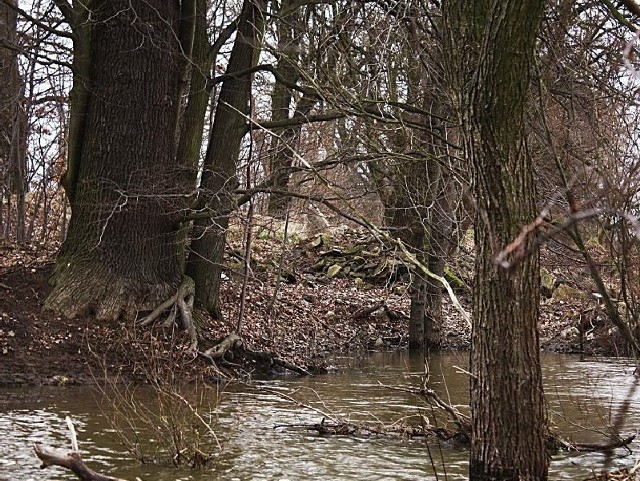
46;0;187;320
187;0;266;318
424;173;452;348
0;0;27;242
266;0;313;218
444;0;549;479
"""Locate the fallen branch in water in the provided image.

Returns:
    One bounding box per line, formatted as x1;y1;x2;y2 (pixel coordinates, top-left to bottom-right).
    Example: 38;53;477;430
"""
33;417;127;481
553;433;636;453
33;444;127;481
269;386;469;445
381;382;635;455
303;417;468;445
379;382;471;442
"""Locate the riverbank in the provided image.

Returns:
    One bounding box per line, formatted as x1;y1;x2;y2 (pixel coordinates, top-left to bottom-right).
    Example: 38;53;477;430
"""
0;229;628;386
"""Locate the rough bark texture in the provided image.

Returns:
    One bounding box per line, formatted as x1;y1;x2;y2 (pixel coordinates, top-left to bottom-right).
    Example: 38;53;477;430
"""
187;0;265;318
46;0;185;320
445;1;549;479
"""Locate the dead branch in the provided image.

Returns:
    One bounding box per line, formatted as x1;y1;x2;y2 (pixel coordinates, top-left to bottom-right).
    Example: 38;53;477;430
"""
564;434;636;453
379;382;471;441
268;385;468;445
352;301;385;320
33;443;127;481
33;418;126;481
305;417;464;444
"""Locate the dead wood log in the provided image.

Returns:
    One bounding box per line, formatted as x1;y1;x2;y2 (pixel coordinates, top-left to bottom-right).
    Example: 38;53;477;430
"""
562;434;636;453
380;382;471;441
273;417;467;447
33;443;127;481
352;302;385;320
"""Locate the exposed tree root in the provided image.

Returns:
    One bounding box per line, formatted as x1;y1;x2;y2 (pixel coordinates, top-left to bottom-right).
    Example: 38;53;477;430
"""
198;333;311;376
138;276;198;352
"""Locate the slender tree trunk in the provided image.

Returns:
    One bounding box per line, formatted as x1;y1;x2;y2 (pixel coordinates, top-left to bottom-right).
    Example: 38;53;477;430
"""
266;0;307;218
388;156;428;350
187;0;265;318
46;0;186;320
445;1;548;479
0;0;27;242
424;170;451;348
175;0;210;273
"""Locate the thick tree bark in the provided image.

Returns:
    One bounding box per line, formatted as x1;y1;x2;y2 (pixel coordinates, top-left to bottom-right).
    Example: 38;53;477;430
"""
187;0;266;318
445;1;548;480
46;0;186;320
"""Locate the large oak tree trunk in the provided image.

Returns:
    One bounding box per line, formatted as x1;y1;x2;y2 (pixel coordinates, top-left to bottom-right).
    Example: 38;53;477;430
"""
445;1;549;479
187;0;265;318
46;0;185;320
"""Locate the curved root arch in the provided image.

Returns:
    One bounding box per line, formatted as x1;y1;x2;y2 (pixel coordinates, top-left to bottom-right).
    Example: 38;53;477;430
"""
138;276;198;352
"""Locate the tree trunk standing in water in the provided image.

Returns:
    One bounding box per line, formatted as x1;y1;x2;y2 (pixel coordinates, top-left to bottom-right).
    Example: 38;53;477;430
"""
46;1;189;320
444;1;548;479
389;157;428;349
187;0;266;318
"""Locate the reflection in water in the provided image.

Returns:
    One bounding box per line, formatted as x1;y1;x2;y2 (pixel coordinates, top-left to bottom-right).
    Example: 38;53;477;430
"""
0;353;638;480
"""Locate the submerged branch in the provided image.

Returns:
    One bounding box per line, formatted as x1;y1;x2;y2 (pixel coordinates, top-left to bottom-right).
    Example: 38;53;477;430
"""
33;444;127;481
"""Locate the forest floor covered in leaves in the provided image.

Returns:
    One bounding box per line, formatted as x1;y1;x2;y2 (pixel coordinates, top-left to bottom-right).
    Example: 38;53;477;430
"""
0;224;631;386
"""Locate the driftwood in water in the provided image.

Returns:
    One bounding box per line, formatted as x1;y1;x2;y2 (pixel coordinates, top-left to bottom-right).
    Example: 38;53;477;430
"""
198;333;311;376
33;416;128;481
554;434;636;453
380;382;471;442
381;382;635;456
302;418;468;446
33;443;127;481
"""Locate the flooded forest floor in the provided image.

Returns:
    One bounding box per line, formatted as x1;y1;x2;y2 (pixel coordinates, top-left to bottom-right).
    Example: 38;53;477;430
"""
0;225;631;386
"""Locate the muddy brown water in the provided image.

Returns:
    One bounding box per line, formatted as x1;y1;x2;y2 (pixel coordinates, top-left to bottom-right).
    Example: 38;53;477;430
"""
1;352;639;480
